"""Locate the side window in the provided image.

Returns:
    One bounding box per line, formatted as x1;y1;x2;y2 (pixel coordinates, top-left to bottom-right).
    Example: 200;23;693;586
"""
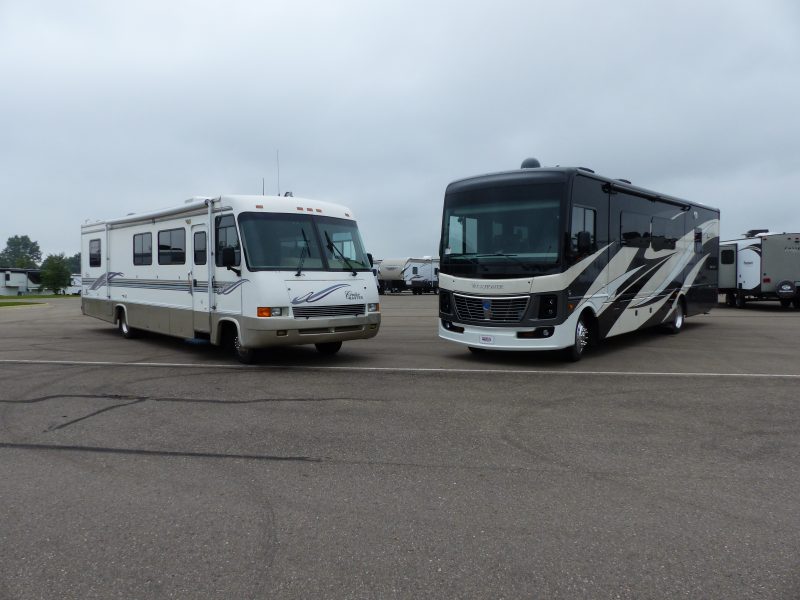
651;217;682;251
412;266;418;275
194;231;207;266
133;233;152;266
89;239;102;267
570;205;596;254
720;249;735;265
215;214;241;267
620;212;651;248
158;228;186;265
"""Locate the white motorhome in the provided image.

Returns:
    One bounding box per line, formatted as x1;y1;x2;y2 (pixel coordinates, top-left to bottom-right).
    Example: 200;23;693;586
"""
405;256;439;294
81;194;381;362
719;230;800;308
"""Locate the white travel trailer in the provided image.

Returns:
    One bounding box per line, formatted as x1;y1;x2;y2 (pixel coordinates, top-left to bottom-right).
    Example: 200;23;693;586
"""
66;274;82;295
719;230;800;308
81;194;381;362
1;269;41;296
376;258;409;294
405;256;439;294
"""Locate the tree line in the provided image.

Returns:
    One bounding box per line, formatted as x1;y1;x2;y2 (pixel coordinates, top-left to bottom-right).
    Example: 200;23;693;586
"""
0;235;81;294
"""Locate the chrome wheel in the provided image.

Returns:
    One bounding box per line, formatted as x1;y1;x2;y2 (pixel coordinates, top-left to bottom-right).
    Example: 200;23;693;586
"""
564;316;589;362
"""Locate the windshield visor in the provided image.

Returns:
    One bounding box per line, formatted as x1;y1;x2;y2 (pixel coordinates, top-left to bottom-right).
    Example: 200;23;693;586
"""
441;183;565;276
238;213;370;271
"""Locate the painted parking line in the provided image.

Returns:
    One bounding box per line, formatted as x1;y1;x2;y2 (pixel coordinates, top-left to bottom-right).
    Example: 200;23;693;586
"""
2;358;800;379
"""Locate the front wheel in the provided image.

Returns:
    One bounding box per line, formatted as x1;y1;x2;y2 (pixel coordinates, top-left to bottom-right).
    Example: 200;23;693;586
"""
233;334;256;364
564;315;589;362
315;341;342;355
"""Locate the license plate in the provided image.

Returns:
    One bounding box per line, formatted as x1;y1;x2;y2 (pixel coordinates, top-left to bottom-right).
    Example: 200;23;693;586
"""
479;335;495;344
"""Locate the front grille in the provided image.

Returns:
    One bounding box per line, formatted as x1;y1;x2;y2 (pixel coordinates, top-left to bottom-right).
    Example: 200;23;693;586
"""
293;304;365;319
453;294;529;323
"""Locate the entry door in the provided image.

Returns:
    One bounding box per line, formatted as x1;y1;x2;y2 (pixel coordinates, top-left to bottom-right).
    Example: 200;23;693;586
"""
191;224;211;333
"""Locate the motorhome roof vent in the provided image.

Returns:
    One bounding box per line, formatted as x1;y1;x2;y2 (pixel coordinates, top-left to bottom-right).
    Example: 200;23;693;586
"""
520;158;541;169
616;178;632;184
745;229;769;238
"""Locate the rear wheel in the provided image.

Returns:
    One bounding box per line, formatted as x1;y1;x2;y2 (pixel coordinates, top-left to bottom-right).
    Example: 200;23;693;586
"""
780;299;792;308
315;341;342;355
735;293;746;308
118;311;137;339
564;315;589;362
664;301;684;334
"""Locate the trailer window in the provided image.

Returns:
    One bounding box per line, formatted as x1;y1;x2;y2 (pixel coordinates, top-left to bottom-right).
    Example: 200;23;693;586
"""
194;231;207;265
721;249;735;265
158;228;186;265
133;233;152;265
89;239;101;267
215;215;240;267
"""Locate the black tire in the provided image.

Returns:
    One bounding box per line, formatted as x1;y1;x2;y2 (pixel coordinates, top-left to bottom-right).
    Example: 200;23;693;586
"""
564;315;589;362
315;341;342;355
118;311;137;339
467;346;486;354
233;333;256;364
725;293;736;307
794;299;800;310
664;301;684;334
780;299;792;308
735;293;746;308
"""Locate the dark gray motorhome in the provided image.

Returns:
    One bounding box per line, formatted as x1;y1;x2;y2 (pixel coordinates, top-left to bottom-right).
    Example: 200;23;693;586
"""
719;230;800;308
437;160;720;360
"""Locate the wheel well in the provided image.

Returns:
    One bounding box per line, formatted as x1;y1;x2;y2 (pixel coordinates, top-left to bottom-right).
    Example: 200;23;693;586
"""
114;305;126;325
215;319;239;347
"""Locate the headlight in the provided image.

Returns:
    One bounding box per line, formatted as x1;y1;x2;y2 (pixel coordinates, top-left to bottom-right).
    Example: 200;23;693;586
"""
257;307;286;317
367;303;380;312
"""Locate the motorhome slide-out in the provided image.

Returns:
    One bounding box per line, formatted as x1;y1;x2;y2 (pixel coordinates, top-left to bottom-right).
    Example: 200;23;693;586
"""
81;195;381;362
719;230;800;308
437;160;720;360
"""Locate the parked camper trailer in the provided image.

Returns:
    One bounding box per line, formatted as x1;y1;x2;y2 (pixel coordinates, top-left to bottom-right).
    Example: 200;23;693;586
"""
81;195;381;362
405;257;439;294
438;161;720;360
66;274;82;295
377;258;409;294
719;230;800;308
1;269;41;296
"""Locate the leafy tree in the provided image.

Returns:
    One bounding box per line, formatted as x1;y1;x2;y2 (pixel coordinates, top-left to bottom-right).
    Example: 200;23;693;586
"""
66;252;81;274
0;235;41;268
40;253;71;294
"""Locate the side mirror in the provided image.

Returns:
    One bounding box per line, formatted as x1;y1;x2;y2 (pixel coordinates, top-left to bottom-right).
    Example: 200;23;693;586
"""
576;231;592;254
367;252;374;267
221;246;236;268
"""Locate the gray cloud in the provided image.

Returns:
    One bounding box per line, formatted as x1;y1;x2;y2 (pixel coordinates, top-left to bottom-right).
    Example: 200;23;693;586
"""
2;0;799;257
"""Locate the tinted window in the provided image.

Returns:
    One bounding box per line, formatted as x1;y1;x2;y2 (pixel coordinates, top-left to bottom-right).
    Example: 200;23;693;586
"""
721;249;735;265
89;239;101;267
215;214;240;267
133;233;152;265
158;228;186;265
194;231;207;265
620;212;651;248
651;216;683;251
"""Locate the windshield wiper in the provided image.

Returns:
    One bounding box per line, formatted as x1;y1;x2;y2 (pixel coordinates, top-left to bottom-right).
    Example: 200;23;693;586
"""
324;231;357;276
295;228;310;277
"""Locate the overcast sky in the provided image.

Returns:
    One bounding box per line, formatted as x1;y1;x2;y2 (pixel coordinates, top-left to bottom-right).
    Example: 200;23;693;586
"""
2;0;799;260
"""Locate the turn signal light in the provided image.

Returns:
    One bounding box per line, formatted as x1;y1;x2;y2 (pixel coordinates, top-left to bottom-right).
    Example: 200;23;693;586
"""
257;307;285;317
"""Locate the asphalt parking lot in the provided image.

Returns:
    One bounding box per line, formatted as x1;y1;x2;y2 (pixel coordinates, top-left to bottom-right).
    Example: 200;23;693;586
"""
1;295;799;599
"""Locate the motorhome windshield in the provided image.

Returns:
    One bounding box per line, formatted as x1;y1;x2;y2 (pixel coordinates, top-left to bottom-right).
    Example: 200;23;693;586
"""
238;213;371;271
440;183;565;278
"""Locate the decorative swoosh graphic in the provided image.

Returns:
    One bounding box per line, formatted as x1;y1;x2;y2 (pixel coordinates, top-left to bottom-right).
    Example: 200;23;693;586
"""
89;272;123;291
292;284;351;304
217;280;249;295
